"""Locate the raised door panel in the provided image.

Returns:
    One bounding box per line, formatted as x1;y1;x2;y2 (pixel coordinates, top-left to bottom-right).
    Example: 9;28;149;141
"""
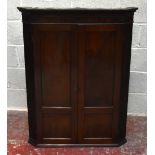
41;31;70;107
78;25;126;144
32;24;77;144
85;29;115;107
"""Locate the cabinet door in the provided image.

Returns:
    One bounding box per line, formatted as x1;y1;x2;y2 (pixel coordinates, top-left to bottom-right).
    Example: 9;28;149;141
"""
78;24;127;144
32;24;78;144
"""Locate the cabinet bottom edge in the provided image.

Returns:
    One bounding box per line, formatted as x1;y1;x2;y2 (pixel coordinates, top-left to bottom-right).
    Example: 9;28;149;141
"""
28;138;127;147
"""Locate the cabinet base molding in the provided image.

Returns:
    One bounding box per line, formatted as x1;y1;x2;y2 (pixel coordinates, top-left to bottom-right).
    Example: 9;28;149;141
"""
28;138;127;147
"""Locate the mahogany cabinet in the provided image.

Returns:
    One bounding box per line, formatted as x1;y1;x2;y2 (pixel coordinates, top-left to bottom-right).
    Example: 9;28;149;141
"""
18;7;137;147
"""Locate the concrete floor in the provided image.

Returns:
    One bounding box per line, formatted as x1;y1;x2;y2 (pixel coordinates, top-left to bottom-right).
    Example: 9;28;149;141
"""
7;111;146;155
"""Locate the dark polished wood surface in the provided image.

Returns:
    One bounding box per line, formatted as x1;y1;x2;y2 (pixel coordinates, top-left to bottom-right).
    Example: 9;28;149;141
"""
18;7;137;146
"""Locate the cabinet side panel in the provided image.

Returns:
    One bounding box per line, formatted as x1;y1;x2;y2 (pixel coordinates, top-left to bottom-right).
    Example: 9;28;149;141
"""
23;23;37;140
119;23;133;139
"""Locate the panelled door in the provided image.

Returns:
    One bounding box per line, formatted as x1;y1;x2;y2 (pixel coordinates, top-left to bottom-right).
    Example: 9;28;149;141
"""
32;24;78;144
32;23;127;144
77;24;126;144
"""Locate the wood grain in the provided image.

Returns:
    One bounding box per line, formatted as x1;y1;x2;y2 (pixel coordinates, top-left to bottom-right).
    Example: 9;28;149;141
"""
18;8;137;146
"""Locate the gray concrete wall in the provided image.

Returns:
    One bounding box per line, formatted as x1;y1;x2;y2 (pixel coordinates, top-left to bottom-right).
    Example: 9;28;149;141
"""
7;0;147;115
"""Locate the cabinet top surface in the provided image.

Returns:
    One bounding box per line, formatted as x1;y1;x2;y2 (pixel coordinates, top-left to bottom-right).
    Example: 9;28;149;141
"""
17;7;138;13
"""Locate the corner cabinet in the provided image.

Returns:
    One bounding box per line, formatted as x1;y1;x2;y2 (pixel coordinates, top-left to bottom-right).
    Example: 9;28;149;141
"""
18;7;137;147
